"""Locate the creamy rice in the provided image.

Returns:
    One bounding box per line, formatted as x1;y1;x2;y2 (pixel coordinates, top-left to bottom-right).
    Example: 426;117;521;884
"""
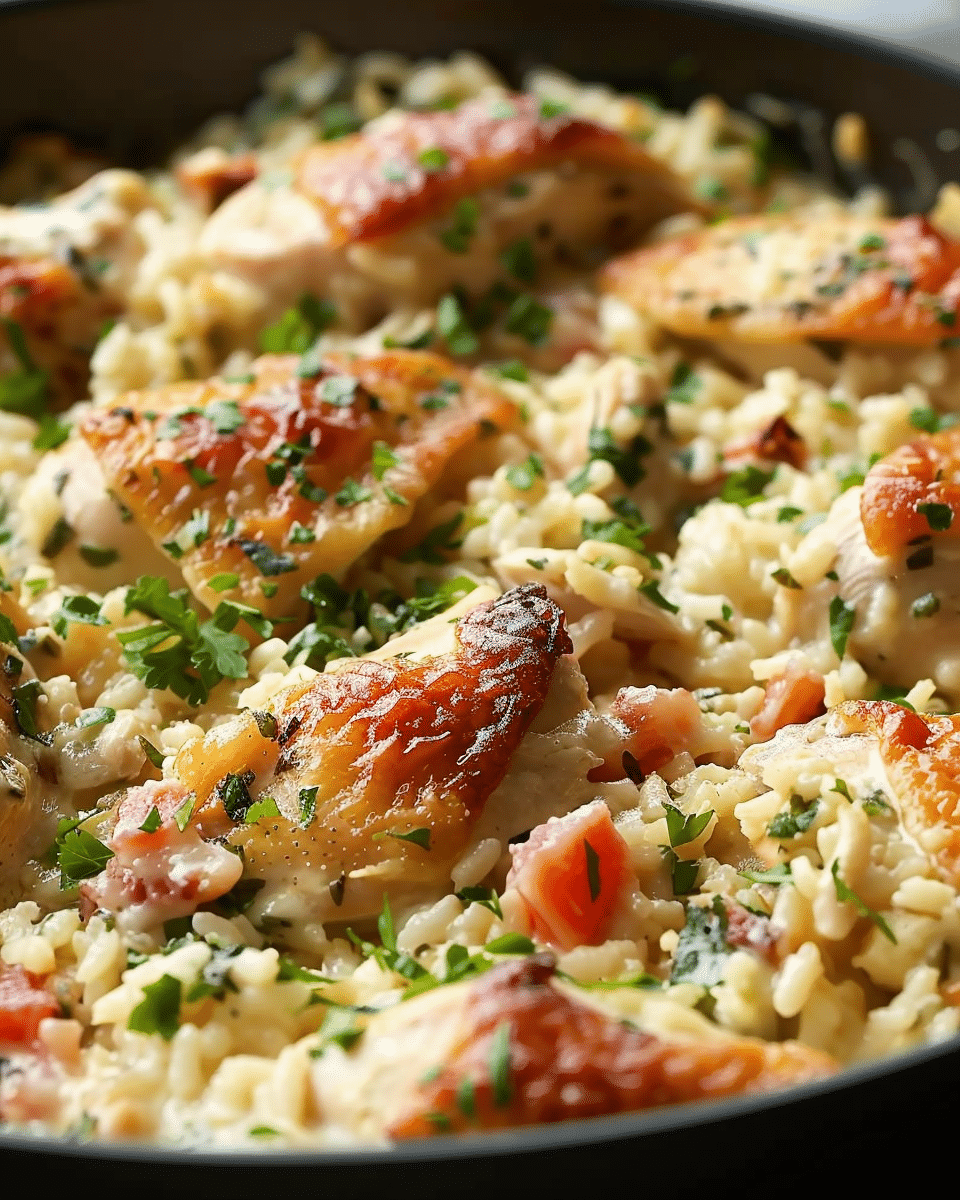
2;34;960;1149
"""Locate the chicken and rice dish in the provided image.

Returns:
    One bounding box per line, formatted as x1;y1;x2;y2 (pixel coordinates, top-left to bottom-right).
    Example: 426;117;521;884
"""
1;36;960;1147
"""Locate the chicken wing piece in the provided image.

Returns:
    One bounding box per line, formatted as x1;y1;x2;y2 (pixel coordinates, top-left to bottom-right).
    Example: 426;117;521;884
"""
79;348;515;620
601;213;960;347
199;93;697;329
1;170;154;406
309;954;834;1141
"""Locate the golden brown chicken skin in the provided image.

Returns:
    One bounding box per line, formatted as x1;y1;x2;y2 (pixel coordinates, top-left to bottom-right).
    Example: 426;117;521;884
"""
1;254;115;408
294;92;695;247
87;586;574;927
80;349;515;620
388;954;834;1137
860;425;960;557
602;213;960;346
199;94;698;331
828;700;960;889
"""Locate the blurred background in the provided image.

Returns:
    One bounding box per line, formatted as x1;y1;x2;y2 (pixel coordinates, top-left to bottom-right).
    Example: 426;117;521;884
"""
717;0;960;62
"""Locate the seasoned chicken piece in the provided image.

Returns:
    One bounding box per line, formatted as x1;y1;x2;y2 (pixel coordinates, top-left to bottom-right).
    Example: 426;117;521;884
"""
199;93;696;330
782;434;960;700
309;954;834;1141
80;349;515;619
18;438;178;594
745;700;960;892
860;424;960;557
601;213;960;347
79;779;244;932
1;170;154;406
86;586;615;930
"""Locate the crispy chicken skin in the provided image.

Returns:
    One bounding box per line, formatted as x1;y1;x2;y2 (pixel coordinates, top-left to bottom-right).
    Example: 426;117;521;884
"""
90;586;574;926
293;93;694;246
860;425;960;556
828;700;960;889
331;955;834;1138
602;213;960;346
1;169;153;405
80;349;515;619
200;94;697;328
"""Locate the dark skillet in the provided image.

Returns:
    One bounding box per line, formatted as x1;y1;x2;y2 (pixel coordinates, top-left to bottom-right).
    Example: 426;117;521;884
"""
1;0;959;1194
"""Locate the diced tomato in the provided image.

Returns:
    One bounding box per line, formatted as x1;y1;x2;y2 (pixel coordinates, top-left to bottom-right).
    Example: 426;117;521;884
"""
750;664;826;742
0;964;59;1045
506;801;633;950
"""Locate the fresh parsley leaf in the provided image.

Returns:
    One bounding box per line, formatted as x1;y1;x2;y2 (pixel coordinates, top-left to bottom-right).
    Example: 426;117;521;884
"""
334;477;373;506
436;294;478;356
439;197;480;254
0;317;49;419
299;786;318;827
127;974;182;1040
400;512;463;564
57;825;114;887
32;414;71;451
500;238;536;284
259;294;336;353
670;896;731;987
739;863;792;885
489;1022;512;1107
829;595;856;659
505;453;544;491
639;579;679;613
78;544;119;568
504;294;552;345
665;361;701;405
767;795;819;839
664;802;714;847
721;465;774;507
916;501;954;532
455;886;503;918
830;860;896;942
585;426;650;488
235;539;298;576
52;594;107;639
11;679;52;744
418;146;450;172
372;827;432;850
74;706;115;730
485;933;535;955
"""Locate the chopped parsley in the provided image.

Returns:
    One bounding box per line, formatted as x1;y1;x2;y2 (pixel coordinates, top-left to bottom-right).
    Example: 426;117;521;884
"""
127;974;182;1041
767;795;819;839
418;146;450;172
259;294;336;353
0;317;49;419
55;823;114;887
436;294;479;356
830;860;896;942
829;595;856;659
670;896;731;987
504;294;552;345
439;198;480;254
235;539;298;576
500;238;536;284
665;361;701;405
916;501;954;532
119;576;265;706
52;594;107;639
505;453;544;491
32;414;71;451
721;465;774;507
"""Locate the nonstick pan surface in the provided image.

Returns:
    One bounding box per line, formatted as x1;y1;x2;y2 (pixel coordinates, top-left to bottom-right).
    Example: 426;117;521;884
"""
1;1;959;1194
